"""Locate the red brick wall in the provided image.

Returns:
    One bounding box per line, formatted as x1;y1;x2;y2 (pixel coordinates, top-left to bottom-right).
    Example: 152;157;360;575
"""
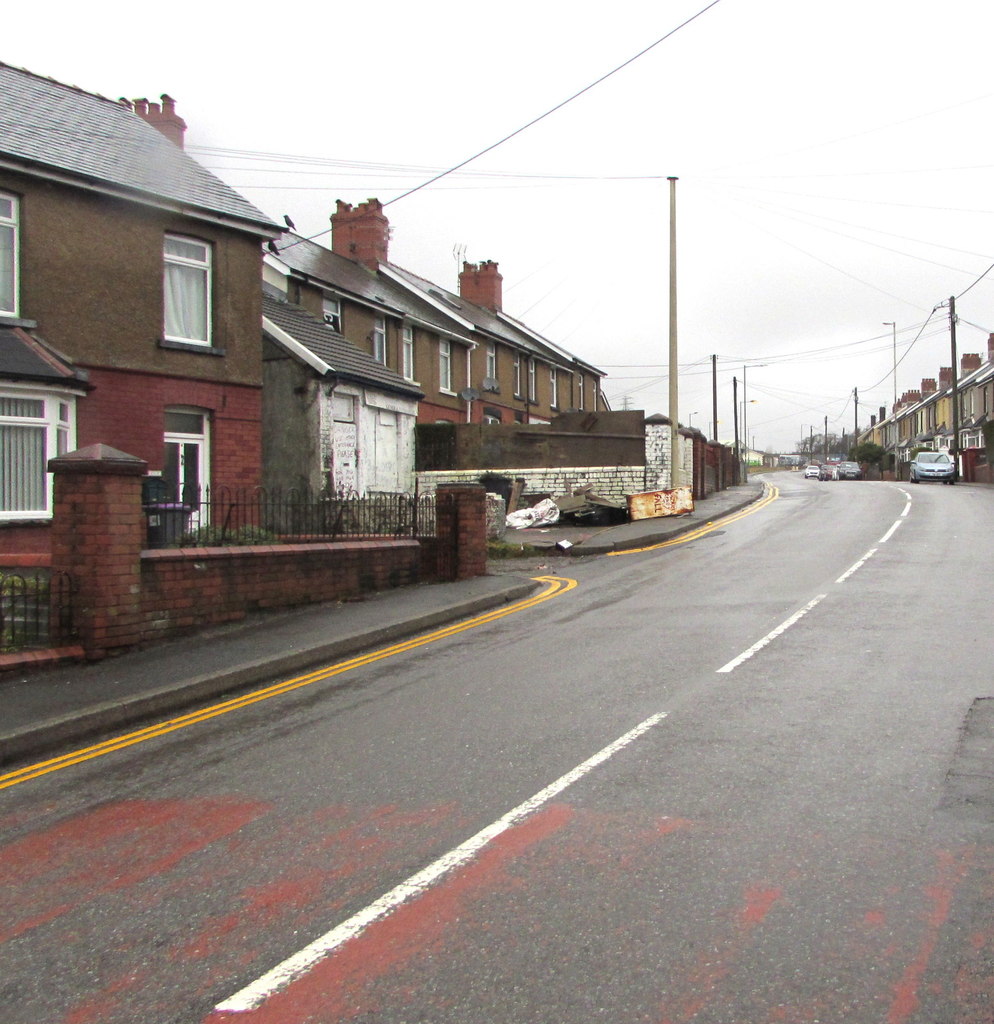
47;449;484;661
139;541;421;641
79;367;262;488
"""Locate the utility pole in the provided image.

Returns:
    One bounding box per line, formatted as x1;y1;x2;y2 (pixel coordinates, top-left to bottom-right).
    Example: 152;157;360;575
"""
884;322;897;410
733;376;740;474
742;364;749;482
711;353;718;443
853;387;859;446
950;295;959;476
668;176;680;488
824;415;829;461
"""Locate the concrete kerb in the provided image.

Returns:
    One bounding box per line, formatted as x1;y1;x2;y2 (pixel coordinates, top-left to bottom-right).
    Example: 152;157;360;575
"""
0;580;539;767
564;484;767;556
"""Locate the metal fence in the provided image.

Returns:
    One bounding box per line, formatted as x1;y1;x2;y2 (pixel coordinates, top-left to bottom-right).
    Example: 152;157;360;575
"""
0;570;75;651
144;487;438;548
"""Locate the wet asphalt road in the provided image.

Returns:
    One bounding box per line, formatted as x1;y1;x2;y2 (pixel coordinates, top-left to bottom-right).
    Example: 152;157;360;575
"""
3;473;994;1023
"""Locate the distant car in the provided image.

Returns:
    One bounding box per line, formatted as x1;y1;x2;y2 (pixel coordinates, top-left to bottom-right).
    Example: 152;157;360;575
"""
804;464;821;479
909;451;956;484
837;461;862;480
818;464;837;481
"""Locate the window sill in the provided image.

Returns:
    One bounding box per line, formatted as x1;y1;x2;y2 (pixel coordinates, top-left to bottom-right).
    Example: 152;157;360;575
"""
0;314;38;329
159;338;225;356
439;388;457;397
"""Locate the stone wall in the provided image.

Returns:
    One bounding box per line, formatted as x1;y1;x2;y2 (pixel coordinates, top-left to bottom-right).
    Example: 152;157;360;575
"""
418;466;648;507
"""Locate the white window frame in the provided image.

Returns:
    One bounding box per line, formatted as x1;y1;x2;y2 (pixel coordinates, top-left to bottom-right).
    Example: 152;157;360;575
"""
0;387;77;520
402;324;415;381
439;339;453;392
322;295;342;332
528;359;537;403
550;367;559;409
163;235;212;346
163;407;210;528
513;352;522;397
577;374;585;411
486;343;497;379
0;192;19;317
372;316;387;364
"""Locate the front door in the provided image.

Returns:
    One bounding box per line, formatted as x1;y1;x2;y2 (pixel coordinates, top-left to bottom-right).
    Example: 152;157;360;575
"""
163;409;209;524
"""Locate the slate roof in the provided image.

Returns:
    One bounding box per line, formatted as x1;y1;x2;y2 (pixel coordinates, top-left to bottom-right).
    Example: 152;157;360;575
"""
0;62;278;236
384;262;604;374
271;233;472;341
0;326;89;387
262;294;423;400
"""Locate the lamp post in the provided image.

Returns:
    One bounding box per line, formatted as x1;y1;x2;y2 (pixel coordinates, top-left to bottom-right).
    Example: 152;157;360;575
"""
883;322;896;411
667;176;680;488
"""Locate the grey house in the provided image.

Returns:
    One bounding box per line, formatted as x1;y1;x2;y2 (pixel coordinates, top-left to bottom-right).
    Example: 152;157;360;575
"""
262;293;423;495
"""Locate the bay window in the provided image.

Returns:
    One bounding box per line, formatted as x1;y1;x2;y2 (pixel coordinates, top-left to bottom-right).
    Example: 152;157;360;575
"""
0;391;75;518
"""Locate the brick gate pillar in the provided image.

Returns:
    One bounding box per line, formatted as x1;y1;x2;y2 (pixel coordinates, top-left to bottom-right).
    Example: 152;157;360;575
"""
434;484;487;581
49;444;148;660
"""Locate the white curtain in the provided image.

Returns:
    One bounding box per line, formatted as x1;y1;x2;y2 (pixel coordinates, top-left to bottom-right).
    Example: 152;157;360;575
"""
0;424;45;512
164;261;208;342
0;223;14;314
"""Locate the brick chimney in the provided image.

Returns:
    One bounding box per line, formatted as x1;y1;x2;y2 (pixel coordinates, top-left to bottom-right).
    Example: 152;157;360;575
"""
939;366;953;389
879;405;886;422
921;378;936;396
962;352;982;374
129;94;187;148
904;389;922;405
330;199;389;270
459;260;503;311
988;333;994;362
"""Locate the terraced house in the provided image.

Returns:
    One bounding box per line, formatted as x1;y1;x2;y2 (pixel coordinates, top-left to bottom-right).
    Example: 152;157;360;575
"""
0;62;280;558
263;199;606;429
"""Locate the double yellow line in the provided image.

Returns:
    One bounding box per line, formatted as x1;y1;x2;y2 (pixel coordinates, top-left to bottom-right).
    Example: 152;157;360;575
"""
607;484;779;555
1;575;577;792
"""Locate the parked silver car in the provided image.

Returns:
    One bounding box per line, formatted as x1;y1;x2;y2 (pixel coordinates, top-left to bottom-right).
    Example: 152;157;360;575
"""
837;461;862;480
909;451;956;484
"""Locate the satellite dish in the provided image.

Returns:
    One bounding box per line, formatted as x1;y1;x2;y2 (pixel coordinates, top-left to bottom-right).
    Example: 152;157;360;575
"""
481;377;500;393
459;387;480;402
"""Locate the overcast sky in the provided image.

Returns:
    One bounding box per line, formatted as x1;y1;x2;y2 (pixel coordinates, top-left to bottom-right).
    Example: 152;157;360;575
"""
8;0;994;451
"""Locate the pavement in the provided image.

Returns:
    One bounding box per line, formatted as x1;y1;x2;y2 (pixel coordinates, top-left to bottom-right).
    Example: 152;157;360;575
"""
0;479;767;768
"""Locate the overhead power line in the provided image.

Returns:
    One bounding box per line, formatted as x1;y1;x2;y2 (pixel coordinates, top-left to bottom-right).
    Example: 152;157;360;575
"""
382;0;726;207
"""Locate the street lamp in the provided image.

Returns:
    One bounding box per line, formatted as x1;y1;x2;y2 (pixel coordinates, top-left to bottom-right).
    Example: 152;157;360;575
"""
883;322;896;410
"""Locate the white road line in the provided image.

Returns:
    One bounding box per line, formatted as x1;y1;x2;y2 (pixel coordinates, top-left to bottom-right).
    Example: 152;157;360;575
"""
836;548;877;583
215;711;669;1013
716;595;826;674
879;520;903;544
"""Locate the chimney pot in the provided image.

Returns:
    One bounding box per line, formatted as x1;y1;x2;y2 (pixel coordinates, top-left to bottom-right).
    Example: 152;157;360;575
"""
131;93;186;148
962;352;982;374
330;198;389;269
459;260;503;311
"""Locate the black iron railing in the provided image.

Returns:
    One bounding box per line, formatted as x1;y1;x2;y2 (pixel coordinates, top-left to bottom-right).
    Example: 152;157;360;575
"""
0;569;75;651
145;488;437;548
